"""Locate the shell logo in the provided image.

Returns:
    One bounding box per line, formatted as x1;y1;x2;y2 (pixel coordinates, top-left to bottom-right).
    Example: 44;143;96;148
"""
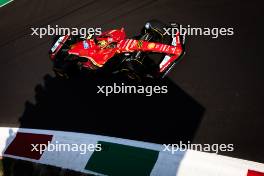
147;43;155;49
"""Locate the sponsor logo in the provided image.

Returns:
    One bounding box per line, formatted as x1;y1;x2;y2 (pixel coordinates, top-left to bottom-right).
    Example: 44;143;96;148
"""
137;40;143;48
83;40;89;49
51;36;65;53
147;43;155;49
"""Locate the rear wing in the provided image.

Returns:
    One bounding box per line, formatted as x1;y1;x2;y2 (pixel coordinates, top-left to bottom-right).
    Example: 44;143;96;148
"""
159;31;186;78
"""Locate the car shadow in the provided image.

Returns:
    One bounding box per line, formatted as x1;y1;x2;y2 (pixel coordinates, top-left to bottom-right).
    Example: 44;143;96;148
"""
18;72;205;144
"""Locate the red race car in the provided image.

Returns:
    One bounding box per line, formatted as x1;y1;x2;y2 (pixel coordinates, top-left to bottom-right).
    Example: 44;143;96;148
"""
49;20;185;80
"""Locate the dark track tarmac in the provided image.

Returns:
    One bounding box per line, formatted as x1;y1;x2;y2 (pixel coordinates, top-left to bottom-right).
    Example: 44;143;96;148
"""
0;0;263;163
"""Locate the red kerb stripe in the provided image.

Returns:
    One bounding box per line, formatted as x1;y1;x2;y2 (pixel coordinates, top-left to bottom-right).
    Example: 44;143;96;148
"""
248;170;264;176
4;132;53;160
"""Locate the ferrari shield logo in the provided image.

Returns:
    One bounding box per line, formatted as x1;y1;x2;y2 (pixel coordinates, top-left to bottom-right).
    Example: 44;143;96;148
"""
147;43;155;49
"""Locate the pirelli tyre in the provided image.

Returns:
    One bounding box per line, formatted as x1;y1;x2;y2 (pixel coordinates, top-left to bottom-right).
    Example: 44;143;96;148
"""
141;20;172;45
142;19;185;47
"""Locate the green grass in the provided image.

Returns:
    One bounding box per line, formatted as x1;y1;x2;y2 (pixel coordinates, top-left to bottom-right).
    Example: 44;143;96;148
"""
86;141;159;176
0;0;13;7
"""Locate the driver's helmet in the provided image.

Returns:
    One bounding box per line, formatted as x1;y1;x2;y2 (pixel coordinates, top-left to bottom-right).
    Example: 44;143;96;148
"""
95;28;126;48
97;40;108;47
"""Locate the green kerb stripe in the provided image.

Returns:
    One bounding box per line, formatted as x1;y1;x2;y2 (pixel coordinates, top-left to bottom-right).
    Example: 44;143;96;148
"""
85;141;159;176
0;0;13;7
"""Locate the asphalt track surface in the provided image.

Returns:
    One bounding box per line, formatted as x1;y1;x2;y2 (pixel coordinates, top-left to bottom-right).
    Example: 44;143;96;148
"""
0;0;263;164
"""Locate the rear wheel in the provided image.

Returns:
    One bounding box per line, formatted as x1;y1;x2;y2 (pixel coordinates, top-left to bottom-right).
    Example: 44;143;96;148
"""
141;19;172;44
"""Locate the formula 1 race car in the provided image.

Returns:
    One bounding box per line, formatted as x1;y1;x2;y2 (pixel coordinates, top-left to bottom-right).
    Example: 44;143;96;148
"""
49;20;185;80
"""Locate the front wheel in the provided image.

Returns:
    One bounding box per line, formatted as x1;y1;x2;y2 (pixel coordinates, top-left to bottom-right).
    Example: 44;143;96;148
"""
53;55;80;79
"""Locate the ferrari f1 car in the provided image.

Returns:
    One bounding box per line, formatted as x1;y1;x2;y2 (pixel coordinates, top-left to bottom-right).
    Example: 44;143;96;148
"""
49;20;185;80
